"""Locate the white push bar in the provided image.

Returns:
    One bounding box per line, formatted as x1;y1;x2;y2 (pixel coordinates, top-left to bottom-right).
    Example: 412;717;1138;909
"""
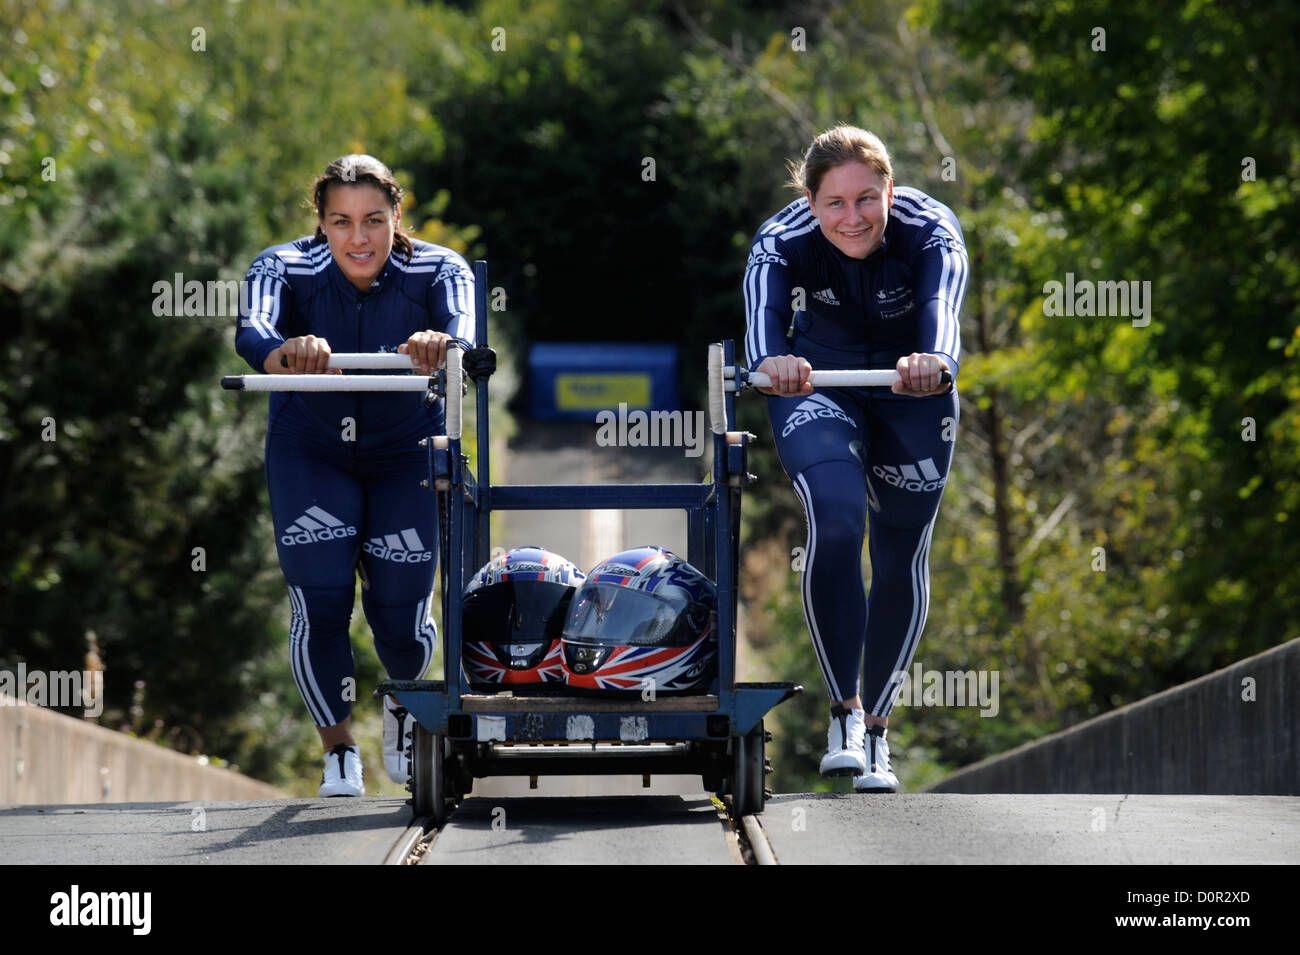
708;343;727;435
706;342;951;433
221;374;433;392
445;346;463;440
738;369;905;390
303;353;416;370
221;351;451;392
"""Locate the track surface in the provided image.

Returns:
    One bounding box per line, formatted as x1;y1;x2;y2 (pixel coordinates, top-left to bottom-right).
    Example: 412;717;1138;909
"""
6;793;1295;865
427;794;739;865
0;798;412;865
758;793;1300;864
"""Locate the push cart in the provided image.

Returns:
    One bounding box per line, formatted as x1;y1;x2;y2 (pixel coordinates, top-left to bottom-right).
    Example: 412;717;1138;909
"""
224;260;802;823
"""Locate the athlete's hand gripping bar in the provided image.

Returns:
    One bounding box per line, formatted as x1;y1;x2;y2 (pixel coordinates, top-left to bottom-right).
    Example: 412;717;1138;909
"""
278;353;419;370
222;352;443;392
706;343;953;435
738;367;952;390
220;350;466;439
268;345;494;378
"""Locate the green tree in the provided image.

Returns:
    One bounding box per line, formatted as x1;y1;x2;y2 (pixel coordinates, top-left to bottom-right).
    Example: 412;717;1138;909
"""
935;0;1300;685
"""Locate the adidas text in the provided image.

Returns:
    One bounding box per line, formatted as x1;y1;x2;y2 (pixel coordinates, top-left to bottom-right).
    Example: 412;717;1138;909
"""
781;402;854;438
362;542;433;563
281;526;357;546
872;461;947;493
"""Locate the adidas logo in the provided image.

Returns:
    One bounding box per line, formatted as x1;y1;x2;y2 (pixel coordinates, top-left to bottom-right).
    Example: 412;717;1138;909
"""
747;249;788;268
780;394;855;438
812;287;840;306
362;528;434;563
872;459;947;493
922;232;962;253
281;506;358;546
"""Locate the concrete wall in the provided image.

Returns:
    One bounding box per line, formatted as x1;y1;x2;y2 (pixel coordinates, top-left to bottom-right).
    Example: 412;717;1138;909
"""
1;695;284;804
928;638;1299;795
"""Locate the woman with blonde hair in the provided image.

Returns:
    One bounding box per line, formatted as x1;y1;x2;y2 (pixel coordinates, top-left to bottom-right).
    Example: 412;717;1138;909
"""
744;126;967;792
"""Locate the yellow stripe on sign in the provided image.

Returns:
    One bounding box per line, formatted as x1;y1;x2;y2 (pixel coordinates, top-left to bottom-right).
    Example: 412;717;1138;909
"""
556;374;651;410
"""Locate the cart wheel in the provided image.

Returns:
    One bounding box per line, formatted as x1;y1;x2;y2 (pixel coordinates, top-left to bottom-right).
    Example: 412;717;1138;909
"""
410;723;448;825
731;721;766;817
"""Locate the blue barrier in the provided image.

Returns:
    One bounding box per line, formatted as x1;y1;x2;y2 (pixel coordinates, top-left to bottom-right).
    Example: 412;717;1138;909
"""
527;341;678;419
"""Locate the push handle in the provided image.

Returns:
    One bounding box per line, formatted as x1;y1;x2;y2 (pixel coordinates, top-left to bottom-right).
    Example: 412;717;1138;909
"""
708;343;727;435
279;352;417;370
220;375;434;392
445;346;463;440
705;345;954;434
741;368;952;390
221;350;445;390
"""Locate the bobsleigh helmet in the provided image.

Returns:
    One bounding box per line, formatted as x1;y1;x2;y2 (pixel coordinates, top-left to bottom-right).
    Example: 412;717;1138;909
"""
561;546;717;693
461;546;585;687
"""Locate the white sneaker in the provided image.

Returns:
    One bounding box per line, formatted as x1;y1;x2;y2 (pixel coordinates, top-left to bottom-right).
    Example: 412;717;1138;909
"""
819;704;868;777
319;743;364;797
853;725;899;793
383;696;412;784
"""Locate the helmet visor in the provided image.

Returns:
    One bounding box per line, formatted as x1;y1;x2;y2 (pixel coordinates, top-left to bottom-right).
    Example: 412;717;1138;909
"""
462;580;573;644
563;581;696;647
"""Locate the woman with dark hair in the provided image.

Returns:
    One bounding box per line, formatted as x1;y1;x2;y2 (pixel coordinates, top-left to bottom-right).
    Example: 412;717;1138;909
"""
236;154;474;796
744;126;967;792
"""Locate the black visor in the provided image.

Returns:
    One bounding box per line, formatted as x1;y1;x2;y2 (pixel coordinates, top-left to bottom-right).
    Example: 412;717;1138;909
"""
462;580;574;645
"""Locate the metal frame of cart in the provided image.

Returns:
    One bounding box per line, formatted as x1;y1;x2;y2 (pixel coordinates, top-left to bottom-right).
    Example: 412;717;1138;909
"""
377;261;800;824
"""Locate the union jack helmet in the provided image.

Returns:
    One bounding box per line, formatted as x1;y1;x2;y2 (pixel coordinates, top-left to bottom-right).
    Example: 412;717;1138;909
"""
461;547;585;688
561;546;717;693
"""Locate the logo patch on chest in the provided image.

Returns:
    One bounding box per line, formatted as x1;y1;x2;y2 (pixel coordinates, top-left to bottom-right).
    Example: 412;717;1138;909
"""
875;285;915;320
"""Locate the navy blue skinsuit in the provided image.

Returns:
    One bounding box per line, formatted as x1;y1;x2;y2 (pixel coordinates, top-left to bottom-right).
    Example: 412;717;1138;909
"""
743;187;967;716
236;236;474;726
